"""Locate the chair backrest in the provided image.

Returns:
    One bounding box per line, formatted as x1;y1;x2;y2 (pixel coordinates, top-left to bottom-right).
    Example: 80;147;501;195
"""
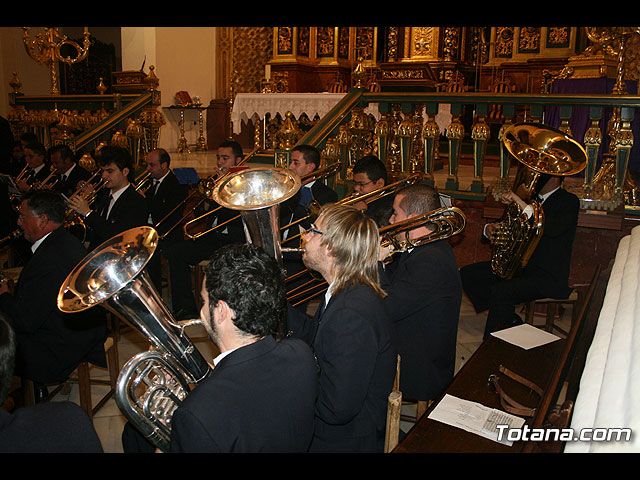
384;354;402;453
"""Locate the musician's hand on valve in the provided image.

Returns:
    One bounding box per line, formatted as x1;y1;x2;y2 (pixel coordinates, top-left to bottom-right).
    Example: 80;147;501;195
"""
500;191;528;211
378;241;393;263
352;199;368;211
68;194;91;217
484;222;500;241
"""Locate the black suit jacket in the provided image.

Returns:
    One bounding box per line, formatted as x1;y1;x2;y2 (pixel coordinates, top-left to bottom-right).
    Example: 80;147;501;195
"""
522;187;579;294
379;240;462;401
281;180;339;230
287;284;397;453
55;164;91;198
0;401;103;452
146;170;188;244
30;164;52;184
169;335;317;453
0;226;106;383
84;184;148;250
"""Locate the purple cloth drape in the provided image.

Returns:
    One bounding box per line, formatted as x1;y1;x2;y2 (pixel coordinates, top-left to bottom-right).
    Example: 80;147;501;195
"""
544;77;639;176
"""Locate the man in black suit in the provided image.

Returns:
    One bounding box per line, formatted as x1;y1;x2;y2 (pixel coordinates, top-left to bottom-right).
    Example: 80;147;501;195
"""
49;144;91;198
164;141;245;320
0;315;104;453
282;144;338;232
281;144;339;300
68;146;148;251
142;148;188;291
0;189;106;400
16;142;50;193
286;204;397;453
460;174;580;339
378;184;462;404
351;155;393;227
167;244;317;453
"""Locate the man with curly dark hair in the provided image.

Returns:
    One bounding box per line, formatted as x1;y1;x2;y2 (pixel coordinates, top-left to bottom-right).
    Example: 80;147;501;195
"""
166;244;318;453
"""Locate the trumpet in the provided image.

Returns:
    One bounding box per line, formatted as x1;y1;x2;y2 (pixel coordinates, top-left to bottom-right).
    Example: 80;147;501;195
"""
63;169;107;241
35;164;60;190
14;164;33;184
0;229;22;248
185;161;343;241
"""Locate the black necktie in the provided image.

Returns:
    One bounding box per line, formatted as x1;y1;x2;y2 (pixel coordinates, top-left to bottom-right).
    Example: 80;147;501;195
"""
317;297;327;320
104;194;114;219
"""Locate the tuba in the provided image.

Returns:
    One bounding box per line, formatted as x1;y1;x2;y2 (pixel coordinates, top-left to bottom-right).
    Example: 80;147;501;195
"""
57;226;212;451
210;166;302;263
491;123;587;279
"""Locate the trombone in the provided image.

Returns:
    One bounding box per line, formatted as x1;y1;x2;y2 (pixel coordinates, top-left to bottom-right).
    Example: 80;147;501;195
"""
134;170;153;194
286;205;467;306
184;161;343;241
153;149;258;240
281;172;422;247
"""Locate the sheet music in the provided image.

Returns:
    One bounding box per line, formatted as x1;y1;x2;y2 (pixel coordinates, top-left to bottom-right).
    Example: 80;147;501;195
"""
427;394;526;446
491;323;560;350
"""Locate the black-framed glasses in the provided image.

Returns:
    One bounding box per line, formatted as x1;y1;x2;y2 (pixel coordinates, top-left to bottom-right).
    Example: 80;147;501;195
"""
353;180;373;188
305;223;323;236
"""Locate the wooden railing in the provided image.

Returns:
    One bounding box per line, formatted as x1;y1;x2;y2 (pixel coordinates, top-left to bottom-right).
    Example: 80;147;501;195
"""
7;89;163;168
284;88;640;215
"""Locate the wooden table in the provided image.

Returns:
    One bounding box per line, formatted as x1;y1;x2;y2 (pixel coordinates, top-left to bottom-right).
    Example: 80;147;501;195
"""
393;334;565;453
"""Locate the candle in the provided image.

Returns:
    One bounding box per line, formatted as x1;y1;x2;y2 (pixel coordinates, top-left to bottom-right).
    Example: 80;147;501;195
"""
265;64;271;81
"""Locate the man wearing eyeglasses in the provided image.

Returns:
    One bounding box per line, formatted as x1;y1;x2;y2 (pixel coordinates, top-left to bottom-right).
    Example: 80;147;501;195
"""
286;203;397;453
351;155;393;227
0;189;106;403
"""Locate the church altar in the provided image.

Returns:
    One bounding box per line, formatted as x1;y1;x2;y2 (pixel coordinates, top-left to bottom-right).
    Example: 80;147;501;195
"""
230;93;347;135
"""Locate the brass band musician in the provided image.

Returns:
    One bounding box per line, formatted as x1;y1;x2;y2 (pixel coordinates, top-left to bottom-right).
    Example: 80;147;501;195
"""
378;184;462;407
460;173;580;339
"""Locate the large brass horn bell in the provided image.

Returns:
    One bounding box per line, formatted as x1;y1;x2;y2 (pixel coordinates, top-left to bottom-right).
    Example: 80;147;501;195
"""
491;123;587;279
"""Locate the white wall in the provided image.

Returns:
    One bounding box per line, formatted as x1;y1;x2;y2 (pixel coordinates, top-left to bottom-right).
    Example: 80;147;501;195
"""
122;27;218;152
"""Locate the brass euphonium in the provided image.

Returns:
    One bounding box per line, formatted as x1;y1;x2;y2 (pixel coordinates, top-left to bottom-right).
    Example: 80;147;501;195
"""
57;226;212;451
491;123;587;279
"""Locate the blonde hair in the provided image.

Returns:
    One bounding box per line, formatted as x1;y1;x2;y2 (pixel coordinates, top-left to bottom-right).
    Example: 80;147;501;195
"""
317;203;386;298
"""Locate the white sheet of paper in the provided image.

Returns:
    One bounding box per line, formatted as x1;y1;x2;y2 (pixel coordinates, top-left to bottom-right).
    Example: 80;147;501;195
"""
491;323;561;350
427;394;526;446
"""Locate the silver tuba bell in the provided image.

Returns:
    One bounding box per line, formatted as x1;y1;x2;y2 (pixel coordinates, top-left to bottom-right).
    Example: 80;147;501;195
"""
57;226;212;451
210;166;302;264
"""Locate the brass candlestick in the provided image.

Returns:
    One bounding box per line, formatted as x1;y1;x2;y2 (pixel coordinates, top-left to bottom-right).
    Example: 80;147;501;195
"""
22;27;91;95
